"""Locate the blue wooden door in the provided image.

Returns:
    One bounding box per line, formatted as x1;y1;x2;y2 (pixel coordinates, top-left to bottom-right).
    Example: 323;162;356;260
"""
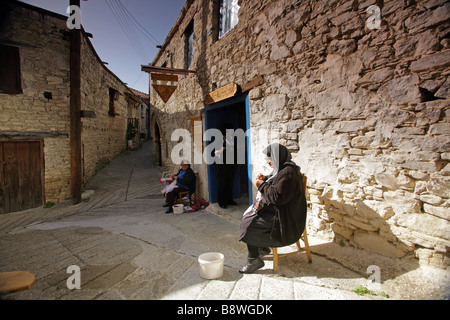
204;94;252;205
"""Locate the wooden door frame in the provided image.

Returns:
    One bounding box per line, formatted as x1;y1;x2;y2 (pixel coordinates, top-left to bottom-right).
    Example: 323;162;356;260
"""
204;93;253;206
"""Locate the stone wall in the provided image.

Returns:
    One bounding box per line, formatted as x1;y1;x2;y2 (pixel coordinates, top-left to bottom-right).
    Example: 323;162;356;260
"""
80;35;130;181
1;2;132;204
150;0;449;267
0;3;71;203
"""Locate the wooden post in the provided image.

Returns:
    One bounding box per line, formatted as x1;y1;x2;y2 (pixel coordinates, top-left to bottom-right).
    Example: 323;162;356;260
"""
70;0;82;205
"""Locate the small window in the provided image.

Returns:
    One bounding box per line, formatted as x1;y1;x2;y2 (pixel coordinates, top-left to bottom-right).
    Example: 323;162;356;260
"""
0;44;22;94
218;0;240;39
185;21;194;69
109;88;117;116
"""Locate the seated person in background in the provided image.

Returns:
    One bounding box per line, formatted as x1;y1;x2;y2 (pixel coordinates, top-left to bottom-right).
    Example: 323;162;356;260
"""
163;160;196;214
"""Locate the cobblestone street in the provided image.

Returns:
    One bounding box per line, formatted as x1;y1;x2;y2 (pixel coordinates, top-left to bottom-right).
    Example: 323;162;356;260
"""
0;141;448;300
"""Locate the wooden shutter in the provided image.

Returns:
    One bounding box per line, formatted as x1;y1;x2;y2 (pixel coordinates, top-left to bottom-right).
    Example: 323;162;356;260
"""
0;44;22;94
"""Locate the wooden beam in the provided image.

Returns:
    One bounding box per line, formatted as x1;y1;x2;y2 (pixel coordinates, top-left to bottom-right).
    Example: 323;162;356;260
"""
70;0;82;205
241;76;264;92
151;73;178;82
141;65;196;75
0;132;69;139
204;83;238;105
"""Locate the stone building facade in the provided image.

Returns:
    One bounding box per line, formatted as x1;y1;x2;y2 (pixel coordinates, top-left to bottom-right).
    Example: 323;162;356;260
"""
130;89;151;142
0;1;140;211
145;0;450;268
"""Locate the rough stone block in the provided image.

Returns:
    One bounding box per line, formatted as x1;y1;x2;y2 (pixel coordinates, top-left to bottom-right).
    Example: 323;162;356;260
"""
357;67;394;86
396;213;450;240
405;2;450;32
423;203;449;219
353;231;406;258
383;191;422;214
429;123;450;135
351;135;391;149
378;74;421;105
356;199;395;220
344;216;378;232
410;50;450;72
331;222;353;240
328;39;356;56
434;76;450;98
270;44;291;61
426;174;450;198
394;30;440;58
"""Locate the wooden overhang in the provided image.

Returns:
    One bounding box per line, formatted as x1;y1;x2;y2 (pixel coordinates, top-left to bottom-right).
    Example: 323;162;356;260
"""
204;76;264;106
141;65;197;75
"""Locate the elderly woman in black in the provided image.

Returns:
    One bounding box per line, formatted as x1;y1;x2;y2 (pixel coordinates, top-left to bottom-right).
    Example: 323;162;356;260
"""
239;143;307;273
163;160;196;214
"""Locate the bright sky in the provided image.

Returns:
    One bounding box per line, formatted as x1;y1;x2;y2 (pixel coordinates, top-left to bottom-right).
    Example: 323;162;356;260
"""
20;0;187;93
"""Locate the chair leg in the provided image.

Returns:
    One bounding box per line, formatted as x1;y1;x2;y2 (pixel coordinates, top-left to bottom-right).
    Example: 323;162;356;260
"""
295;240;301;251
272;231;312;273
302;231;313;263
272;248;278;273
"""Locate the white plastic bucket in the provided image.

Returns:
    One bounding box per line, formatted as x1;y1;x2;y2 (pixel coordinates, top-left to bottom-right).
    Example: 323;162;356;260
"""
173;204;184;214
198;252;224;280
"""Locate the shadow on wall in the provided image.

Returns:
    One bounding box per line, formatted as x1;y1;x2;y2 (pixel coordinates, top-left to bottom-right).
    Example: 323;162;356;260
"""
291;180;422;284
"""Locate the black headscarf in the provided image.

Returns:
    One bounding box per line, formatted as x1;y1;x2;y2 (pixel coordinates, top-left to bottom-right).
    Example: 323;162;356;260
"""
262;143;299;173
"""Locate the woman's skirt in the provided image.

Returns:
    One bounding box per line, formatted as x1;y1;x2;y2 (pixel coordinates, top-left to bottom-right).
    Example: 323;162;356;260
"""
239;206;284;248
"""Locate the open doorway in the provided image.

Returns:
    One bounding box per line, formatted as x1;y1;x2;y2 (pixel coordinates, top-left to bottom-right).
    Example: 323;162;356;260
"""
204;94;252;206
154;121;162;166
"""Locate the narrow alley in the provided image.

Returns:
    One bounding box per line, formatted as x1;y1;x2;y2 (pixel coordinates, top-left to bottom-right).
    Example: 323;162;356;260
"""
0;141;448;301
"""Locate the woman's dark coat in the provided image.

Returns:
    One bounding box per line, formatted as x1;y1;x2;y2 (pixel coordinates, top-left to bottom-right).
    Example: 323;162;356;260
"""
239;144;307;247
175;167;196;194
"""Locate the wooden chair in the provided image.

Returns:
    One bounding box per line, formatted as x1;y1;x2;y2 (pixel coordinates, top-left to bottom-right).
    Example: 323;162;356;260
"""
270;174;312;273
177;173;198;205
0;271;35;296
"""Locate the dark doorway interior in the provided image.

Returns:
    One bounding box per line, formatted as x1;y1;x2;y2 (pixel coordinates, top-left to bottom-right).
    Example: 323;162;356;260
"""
154;122;162;166
204;94;252;206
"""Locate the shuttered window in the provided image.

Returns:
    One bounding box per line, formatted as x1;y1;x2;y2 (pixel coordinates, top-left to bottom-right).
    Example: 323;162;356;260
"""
185;21;194;69
0;44;22;94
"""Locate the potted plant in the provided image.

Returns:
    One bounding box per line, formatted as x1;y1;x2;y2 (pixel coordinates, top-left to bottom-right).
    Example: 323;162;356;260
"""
126;122;137;147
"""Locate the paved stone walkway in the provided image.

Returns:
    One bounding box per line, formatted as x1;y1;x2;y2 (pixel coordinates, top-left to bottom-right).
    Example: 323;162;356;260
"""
0;141;448;300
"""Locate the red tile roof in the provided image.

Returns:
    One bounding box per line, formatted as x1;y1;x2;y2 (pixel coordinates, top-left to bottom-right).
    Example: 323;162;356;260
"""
130;88;149;100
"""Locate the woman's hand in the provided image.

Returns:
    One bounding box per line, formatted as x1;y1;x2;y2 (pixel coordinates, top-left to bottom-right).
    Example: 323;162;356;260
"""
215;146;225;156
256;173;267;181
255;179;265;188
